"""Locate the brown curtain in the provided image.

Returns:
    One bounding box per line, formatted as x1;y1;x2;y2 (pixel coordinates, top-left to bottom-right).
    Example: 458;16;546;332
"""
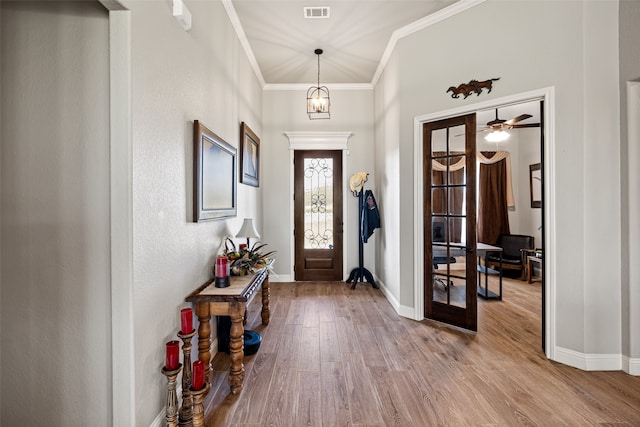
478;152;510;244
432;153;464;242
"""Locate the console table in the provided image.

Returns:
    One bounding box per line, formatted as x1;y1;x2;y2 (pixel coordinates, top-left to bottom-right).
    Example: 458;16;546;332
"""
185;268;270;395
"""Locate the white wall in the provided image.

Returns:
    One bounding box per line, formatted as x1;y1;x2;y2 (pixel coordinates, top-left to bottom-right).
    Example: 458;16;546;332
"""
619;0;640;367
376;0;622;358
122;0;263;423
510;129;542;245
262;88;376;280
1;2;112;425
374;49;403;310
581;1;621;358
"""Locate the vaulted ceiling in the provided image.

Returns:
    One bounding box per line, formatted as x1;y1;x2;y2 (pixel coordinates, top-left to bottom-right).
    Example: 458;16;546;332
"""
228;0;458;85
226;0;541;126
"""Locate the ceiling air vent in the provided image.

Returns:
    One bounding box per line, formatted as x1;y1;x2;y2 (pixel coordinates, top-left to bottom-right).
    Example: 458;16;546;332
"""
304;6;330;19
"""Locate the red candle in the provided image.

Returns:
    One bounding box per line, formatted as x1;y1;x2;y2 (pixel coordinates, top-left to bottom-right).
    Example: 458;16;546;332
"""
165;340;180;370
180;307;193;334
192;360;205;390
215;256;228;278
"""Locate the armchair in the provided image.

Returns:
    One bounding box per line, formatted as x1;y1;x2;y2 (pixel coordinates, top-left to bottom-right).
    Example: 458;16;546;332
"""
486;234;534;280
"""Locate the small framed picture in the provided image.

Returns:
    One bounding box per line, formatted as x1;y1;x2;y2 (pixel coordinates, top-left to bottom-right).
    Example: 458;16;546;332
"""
240;122;260;187
529;163;542;208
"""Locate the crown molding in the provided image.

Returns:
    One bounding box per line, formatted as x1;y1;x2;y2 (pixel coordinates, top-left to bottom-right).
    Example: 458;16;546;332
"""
224;0;485;89
264;83;373;91
222;0;266;87
284;131;352;150
371;0;486;85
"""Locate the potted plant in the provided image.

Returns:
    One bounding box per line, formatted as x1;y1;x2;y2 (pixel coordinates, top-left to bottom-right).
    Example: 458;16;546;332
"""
223;237;275;276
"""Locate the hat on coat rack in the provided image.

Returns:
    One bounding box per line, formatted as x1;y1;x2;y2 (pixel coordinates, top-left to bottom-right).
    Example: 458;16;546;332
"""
349;171;369;196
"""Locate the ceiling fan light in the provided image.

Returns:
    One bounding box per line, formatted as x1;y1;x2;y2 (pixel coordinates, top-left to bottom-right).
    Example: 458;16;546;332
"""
485;130;510;143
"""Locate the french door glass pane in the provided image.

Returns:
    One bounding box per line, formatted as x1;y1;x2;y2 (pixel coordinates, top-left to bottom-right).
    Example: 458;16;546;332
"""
304;158;334;249
431;128;467;308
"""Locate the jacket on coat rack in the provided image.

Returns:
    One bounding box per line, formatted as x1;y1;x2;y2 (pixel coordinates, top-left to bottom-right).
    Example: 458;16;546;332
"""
360;189;381;243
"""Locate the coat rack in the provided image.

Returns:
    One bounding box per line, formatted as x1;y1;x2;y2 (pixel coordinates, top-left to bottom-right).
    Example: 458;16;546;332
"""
346;172;378;289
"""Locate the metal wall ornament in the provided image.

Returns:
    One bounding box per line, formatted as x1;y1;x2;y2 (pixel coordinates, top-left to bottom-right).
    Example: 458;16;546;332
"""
307;48;330;119
447;77;500;99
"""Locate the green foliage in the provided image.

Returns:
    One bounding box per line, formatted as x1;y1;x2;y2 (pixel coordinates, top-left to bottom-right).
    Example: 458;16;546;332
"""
223;237;276;276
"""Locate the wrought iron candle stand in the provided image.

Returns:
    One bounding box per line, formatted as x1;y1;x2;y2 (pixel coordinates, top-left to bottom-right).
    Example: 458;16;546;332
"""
177;329;196;426
161;364;183;427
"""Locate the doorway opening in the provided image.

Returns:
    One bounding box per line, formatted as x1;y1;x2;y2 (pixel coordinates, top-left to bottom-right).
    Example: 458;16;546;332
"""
413;88;555;358
294;150;344;281
284;131;352;282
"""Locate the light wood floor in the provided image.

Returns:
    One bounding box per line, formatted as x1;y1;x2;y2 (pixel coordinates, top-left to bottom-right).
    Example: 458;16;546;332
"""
204;277;640;426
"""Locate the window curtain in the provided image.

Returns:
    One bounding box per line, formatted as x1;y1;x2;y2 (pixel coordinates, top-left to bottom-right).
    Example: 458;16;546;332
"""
432;151;514;244
477;151;511;244
432;153;464;242
476;151;514;208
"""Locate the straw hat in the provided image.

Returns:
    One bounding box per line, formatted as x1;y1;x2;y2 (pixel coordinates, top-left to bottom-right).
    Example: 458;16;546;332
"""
349;171;369;196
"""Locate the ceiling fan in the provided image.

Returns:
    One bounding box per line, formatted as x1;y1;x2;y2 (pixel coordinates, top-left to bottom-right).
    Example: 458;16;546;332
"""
480;109;540;142
482;109;540;132
452;108;541;139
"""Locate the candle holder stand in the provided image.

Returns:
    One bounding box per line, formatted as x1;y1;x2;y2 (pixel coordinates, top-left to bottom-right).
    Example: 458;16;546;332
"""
161;364;183;427
190;383;211;427
214;276;230;288
177;329;196;426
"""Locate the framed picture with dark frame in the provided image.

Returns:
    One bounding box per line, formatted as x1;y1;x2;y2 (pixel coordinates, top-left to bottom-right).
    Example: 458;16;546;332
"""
240;122;260;187
193;120;237;222
529;163;542;208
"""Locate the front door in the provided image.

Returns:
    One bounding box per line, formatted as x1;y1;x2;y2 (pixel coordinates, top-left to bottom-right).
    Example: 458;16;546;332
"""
424;114;478;331
294;150;343;281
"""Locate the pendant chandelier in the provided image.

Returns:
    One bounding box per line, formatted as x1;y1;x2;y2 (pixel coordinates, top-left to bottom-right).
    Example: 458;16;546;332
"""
307;48;330;120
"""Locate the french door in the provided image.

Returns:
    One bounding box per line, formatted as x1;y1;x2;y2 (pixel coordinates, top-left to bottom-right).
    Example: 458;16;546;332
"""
294;150;343;281
424;114;478;331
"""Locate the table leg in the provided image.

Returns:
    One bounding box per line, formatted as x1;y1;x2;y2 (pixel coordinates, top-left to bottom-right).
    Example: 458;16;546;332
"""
498;251;503;300
484;254;489;294
194;302;211;382
228;301;245;394
261;275;270;325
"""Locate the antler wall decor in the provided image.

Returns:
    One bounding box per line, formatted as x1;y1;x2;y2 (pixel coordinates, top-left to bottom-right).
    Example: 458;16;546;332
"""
447;78;500;99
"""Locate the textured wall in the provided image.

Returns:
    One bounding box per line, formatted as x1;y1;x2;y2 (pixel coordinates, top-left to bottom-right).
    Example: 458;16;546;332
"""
262;88;375;280
123;0;263;423
376;0;622;356
1;2;111;425
620;0;640;366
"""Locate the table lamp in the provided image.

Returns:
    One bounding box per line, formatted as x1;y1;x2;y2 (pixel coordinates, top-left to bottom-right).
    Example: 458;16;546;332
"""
236;218;260;248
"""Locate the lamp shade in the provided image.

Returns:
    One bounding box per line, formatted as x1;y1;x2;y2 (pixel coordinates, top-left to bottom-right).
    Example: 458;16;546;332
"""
236;218;260;240
485;130;510;143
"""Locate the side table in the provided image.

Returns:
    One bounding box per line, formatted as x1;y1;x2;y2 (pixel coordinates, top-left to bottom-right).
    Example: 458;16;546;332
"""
476;242;503;300
527;256;543;283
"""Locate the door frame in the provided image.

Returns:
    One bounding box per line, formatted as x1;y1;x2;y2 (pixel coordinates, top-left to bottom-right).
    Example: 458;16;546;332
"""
293;149;344;281
413;87;556;359
103;4;135;425
284;131;352;281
